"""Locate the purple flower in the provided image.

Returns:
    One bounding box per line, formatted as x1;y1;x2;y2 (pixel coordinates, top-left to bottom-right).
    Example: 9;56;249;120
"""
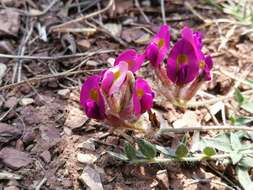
80;75;105;120
114;49;145;73
201;55;213;81
166;39;199;85
133;78;154;116
193;32;203;50
146;25;170;67
182;26;213;81
101;61;128;95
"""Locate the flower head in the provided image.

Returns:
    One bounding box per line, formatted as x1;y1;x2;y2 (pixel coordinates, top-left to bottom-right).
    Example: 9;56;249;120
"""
133;78;154;116
146;25;213;106
80;75;105;120
146;25;170;67
101;61;128;95
114;49;145;73
201;55;213;81
166;39;199;85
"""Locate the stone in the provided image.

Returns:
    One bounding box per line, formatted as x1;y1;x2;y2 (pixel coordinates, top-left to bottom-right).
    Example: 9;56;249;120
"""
57;89;70;99
104;23;122;37
135;33;151;45
77;138;96;151
156;170;169;189
107;57;115;67
77;153;97;164
0;10;20;36
0;63;7;85
77;39;91;50
86;60;99;67
19;98;34;106
4;97;17;109
0;148;31;170
4;186;20;190
40;150;51;163
79;166;103;190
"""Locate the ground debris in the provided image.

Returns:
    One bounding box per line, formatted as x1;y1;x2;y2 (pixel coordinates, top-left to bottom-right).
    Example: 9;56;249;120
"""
0;123;21;144
79;166;104;190
0;9;20;37
0;148;31;170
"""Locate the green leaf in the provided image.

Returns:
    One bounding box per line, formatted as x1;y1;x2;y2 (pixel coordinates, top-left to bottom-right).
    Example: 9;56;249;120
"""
137;139;157;159
245;79;253;88
175;143;188;158
124;143;136;160
230;151;243;165
230;133;242;150
107;151;128;161
201;134;233;152
181;134;188;144
234;88;244;105
236;166;253;190
232;116;253;126
241;101;253;114
203;147;216;157
239;156;253;168
155;145;175;157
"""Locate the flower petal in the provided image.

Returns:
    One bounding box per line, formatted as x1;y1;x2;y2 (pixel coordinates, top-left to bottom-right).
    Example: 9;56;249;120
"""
203;55;213;81
166;39;199;85
133;78;154;116
181;26;202;60
80;75;105;119
145;43;159;67
102;61;128;95
146;24;170;67
114;49;144;72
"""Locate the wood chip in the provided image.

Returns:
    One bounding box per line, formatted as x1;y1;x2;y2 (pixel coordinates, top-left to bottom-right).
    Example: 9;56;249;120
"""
79;166;103;190
0;148;31;170
77;153;97;164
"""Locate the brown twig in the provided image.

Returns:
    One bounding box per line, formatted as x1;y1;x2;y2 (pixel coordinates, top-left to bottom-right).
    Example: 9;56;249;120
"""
134;0;150;24
0;49;114;60
0;68;103;92
158;125;253;135
1;0;59;16
89;18;128;47
160;0;166;24
51;0;114;32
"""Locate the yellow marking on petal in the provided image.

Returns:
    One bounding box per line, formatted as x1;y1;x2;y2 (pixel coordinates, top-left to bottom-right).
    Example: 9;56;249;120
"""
127;60;134;68
89;89;99;101
114;70;121;80
137;89;144;98
199;60;206;69
157;39;165;48
176;54;188;65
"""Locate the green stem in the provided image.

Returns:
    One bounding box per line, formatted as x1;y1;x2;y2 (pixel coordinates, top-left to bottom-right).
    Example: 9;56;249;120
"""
130;150;253;164
157;125;253;135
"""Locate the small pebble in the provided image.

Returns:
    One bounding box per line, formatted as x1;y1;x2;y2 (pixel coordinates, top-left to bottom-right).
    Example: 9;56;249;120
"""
57;89;70;99
20;98;34;106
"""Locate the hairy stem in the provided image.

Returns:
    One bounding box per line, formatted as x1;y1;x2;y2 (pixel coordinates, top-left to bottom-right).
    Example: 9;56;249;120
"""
130;150;253;164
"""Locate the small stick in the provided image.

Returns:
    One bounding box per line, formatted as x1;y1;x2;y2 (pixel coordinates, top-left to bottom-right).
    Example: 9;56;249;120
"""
35;177;47;190
134;0;150;24
0;69;103;92
130;149;253;164
187;89;253;108
158;125;253;134
51;0;114;32
0;49;114;60
90;18;128;47
160;0;166;24
2;0;59;17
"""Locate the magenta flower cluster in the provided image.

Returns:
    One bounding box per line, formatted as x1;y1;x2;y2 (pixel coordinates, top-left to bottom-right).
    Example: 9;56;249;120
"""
80;50;153;127
80;24;213;126
146;25;213;106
